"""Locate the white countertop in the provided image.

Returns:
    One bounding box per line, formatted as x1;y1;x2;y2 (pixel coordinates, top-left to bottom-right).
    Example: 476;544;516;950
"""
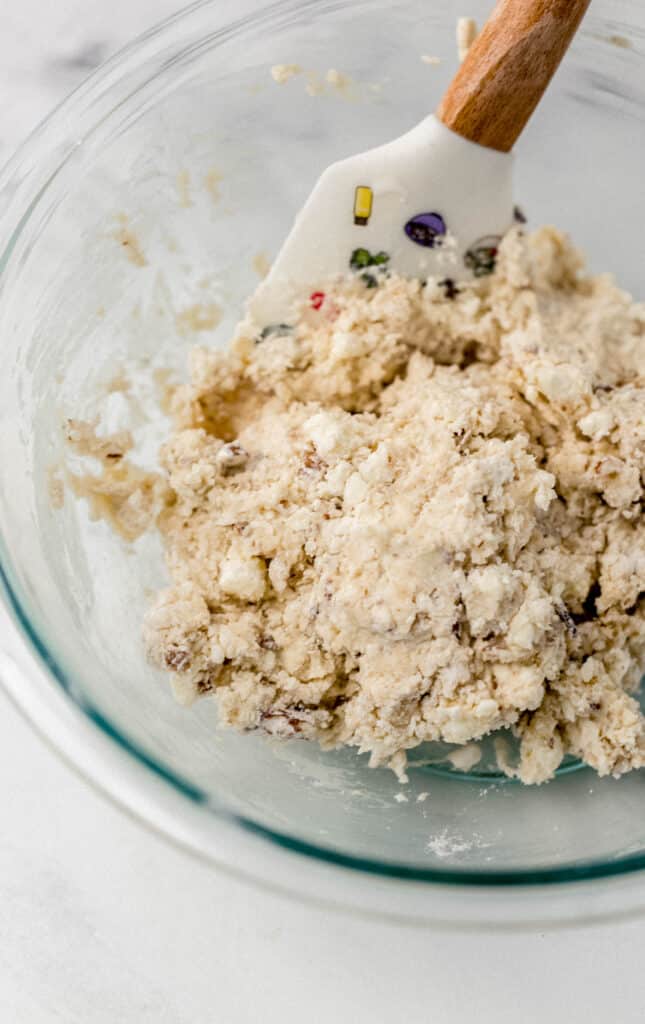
5;660;645;1024
1;2;645;1021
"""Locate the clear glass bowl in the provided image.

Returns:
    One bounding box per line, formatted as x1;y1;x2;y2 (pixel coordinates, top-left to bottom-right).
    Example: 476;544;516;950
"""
1;0;645;927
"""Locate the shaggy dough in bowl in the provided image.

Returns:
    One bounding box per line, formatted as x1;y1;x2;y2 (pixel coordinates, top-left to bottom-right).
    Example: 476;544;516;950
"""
143;227;645;784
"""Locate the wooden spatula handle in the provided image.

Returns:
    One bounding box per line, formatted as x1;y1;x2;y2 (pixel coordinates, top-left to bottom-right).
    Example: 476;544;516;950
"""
437;0;591;153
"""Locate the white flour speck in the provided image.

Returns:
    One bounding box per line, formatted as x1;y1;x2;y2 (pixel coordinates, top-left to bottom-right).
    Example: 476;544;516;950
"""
427;828;488;859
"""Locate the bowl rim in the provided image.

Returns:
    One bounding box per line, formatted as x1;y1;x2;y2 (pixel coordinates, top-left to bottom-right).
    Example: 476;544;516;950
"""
1;0;644;893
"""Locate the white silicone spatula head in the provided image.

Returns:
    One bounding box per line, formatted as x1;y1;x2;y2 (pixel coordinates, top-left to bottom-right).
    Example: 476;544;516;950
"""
251;0;590;327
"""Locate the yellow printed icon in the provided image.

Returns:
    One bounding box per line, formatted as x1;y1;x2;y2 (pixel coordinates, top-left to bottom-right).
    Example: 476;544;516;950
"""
353;185;373;226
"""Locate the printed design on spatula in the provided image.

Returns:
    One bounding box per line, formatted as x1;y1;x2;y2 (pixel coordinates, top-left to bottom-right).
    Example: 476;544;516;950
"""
464;235;502;277
404;211;447;247
349;247;390;288
353;185;374;225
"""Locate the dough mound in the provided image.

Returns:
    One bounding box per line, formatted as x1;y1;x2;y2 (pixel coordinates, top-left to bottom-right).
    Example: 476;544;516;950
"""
144;227;645;784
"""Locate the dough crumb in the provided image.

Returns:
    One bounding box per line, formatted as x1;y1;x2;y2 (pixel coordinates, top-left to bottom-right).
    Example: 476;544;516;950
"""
175;303;221;337
270;64;302;84
325;68;353;95
106;369;131;394
176;170;193;208
305;71;325;97
154;368;178;415
112;216;147;267
608;34;632;49
204;168;224;205
421;54;442;65
447;743;482;772
253;252;272;279
457;16;478;62
65;418;133;461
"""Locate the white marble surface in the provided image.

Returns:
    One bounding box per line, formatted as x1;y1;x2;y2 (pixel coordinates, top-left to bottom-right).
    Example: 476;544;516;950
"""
2;2;645;1022
4;653;645;1024
0;0;182;166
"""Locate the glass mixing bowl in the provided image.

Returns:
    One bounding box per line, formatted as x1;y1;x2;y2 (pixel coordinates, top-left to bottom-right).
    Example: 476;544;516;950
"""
1;0;645;928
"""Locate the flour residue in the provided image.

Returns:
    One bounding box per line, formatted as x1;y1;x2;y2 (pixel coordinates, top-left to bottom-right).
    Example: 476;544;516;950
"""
427;827;488;859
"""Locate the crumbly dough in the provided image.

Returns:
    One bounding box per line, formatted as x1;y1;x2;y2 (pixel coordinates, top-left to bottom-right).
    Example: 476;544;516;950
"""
143;227;645;784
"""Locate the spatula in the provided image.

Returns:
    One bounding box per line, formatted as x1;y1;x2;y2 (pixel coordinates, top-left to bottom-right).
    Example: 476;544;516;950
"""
251;0;590;327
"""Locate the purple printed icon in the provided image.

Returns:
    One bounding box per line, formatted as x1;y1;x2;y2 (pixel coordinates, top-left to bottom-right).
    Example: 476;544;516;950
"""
404;212;446;248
